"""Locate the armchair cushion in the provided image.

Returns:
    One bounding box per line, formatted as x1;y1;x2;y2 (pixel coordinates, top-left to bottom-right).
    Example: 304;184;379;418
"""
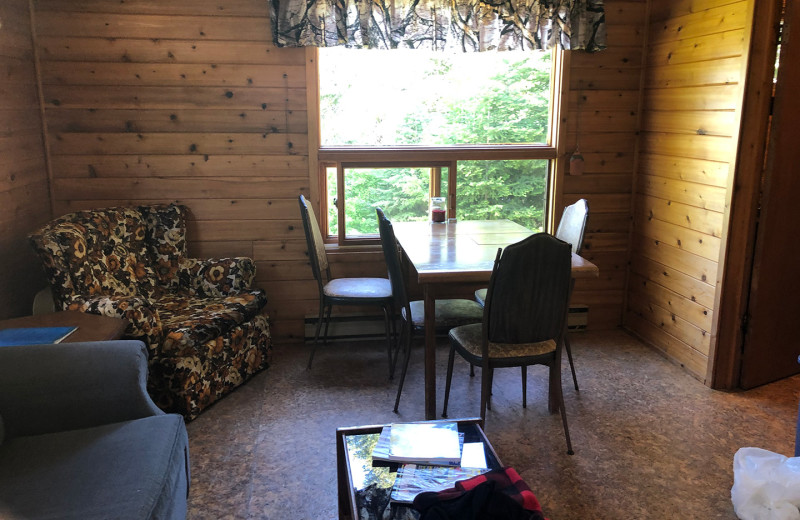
0;341;189;520
0;415;188;520
140;203;188;290
157;290;267;351
178;257;257;297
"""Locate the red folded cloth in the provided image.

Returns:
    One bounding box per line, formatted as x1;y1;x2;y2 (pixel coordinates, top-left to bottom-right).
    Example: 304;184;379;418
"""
459;467;543;513
413;466;547;520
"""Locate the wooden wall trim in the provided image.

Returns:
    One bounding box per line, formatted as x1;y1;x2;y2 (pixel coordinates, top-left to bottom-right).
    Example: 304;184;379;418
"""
549;48;570;232
27;0;54;220
622;0;652;334
305;46;320;215
710;0;782;388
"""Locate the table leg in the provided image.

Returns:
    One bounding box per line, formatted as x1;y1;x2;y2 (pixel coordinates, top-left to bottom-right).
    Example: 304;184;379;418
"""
424;286;437;420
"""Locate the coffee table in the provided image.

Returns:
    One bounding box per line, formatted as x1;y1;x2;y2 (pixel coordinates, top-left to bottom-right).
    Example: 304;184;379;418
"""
336;418;502;520
0;311;129;343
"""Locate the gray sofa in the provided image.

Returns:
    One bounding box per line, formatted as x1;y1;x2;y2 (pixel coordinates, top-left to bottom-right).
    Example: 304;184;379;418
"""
0;340;190;519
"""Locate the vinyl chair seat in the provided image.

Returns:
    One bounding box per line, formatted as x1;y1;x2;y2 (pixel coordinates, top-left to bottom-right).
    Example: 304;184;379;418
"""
449;323;556;361
474;288;487;307
408;299;484;331
324;277;393;300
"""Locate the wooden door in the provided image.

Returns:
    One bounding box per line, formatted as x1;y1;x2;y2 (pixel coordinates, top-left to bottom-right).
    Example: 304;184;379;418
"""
739;0;800;388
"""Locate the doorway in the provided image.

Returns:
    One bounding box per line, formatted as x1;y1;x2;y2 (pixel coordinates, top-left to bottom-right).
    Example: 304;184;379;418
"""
738;0;800;388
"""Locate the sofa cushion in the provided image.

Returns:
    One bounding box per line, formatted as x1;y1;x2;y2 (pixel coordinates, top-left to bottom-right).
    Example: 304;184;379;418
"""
140;203;188;290
157;290;268;352
0;414;188;520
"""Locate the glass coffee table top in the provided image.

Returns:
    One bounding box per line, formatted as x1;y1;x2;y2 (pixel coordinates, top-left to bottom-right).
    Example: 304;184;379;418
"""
336;418;502;520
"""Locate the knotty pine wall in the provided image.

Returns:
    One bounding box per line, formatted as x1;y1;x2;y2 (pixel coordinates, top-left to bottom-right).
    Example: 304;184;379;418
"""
30;0;308;340
17;0;648;342
625;0;750;381
29;0;385;341
0;0;51;318
565;0;647;330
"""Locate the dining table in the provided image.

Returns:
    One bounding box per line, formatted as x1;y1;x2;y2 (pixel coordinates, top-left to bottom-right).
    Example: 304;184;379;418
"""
391;219;599;420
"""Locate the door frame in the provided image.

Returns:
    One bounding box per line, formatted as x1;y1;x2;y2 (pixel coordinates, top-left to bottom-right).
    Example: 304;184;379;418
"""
710;0;784;389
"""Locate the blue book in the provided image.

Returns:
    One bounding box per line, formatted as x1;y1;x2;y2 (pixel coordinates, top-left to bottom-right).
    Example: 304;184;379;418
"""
0;326;78;347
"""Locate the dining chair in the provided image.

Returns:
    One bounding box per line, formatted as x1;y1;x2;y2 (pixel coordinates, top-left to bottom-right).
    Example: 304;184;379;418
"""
474;198;588;392
443;233;574;454
298;195;395;374
376;208;484;413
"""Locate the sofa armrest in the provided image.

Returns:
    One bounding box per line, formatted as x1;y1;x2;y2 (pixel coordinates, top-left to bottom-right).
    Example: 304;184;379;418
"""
66;295;164;353
0;341;165;439
178;257;257;297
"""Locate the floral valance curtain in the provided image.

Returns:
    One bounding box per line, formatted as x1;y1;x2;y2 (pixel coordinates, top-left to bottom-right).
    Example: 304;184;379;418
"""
270;0;606;52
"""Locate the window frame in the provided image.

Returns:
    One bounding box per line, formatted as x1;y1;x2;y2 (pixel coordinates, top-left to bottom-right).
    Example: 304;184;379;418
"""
310;47;570;246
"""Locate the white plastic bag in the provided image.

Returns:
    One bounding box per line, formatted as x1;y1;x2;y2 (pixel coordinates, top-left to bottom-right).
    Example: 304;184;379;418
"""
732;447;800;520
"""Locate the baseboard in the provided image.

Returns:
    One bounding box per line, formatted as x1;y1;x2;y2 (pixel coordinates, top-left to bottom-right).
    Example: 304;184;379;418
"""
304;314;392;342
305;304;589;342
568;304;588;332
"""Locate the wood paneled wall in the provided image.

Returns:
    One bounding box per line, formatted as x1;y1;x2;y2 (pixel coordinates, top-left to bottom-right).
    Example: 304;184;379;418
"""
564;0;647;329
32;0;313;340
625;0;750;380
27;0;648;341
25;0;646;341
0;0;51;319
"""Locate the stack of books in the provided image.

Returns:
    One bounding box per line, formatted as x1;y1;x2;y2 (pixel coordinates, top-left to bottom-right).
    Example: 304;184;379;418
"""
372;421;489;504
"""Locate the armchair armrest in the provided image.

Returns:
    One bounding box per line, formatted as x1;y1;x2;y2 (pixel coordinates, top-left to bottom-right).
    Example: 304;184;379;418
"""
66;295;164;352
178;257;257;297
0;341;164;439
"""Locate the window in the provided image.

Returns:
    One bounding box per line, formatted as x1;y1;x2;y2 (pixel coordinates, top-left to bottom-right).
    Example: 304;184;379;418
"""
316;47;565;244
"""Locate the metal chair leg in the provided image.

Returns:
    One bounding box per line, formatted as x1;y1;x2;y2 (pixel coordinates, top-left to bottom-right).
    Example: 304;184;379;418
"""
564;333;579;391
521;366;527;408
556;373;574;455
441;346;457;418
307;300;328;370
486;367;494;411
393;322;412;413
322;305;333;343
382;305;394;379
480;364;491;421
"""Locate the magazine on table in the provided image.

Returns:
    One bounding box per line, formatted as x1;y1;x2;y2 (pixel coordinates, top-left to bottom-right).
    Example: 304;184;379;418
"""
373;422;462;466
389;463;488;504
0;326;77;347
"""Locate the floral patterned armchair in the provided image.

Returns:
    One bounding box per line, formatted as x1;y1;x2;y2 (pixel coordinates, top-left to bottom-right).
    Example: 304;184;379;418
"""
29;203;271;420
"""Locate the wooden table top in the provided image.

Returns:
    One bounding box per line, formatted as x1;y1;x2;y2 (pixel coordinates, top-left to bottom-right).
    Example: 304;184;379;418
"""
0;311;129;343
392;220;598;284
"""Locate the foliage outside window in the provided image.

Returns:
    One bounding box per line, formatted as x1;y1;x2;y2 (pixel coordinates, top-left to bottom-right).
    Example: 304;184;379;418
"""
317;47;560;243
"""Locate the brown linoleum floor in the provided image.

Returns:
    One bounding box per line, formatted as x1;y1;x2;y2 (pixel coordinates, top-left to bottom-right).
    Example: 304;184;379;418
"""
185;329;800;519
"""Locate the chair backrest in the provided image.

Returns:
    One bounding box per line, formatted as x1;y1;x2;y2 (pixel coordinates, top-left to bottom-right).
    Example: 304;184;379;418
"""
376;208;410;312
555;199;589;254
298;195;330;284
484;233;572;345
28;206;161;306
